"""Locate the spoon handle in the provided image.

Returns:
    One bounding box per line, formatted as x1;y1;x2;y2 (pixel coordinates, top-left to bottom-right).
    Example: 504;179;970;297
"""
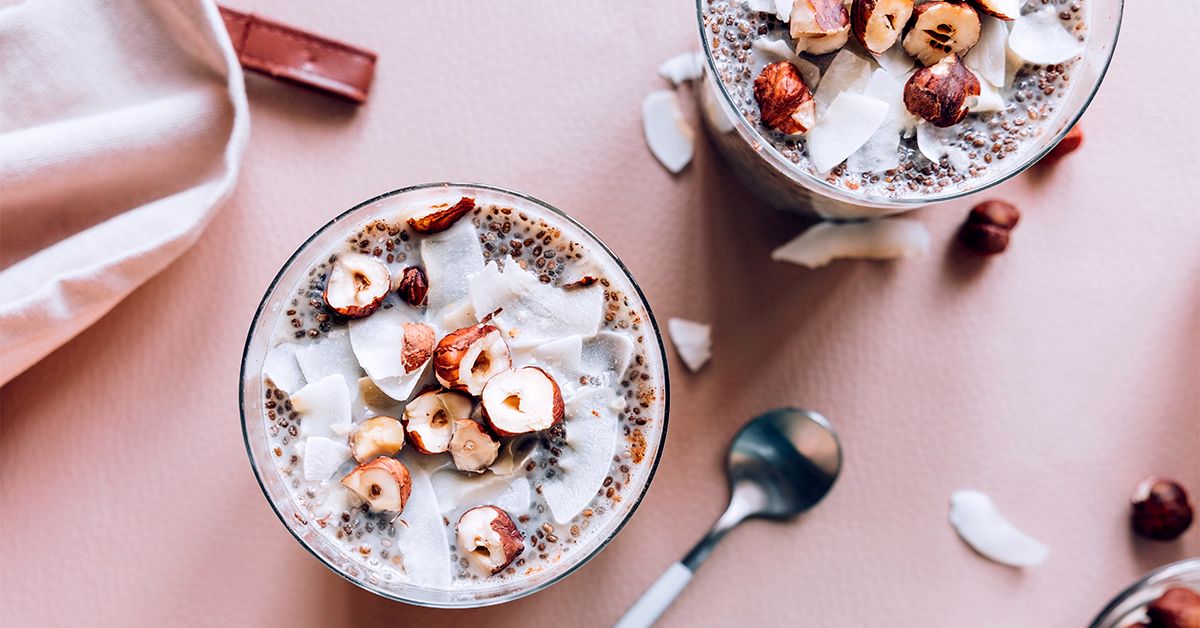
612;562;693;628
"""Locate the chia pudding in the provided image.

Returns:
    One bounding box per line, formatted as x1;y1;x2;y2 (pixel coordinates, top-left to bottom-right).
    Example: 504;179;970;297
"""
241;184;667;605
698;0;1113;215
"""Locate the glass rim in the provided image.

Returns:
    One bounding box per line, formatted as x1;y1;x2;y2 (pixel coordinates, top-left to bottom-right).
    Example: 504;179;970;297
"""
1088;558;1200;627
238;181;672;608
695;0;1125;209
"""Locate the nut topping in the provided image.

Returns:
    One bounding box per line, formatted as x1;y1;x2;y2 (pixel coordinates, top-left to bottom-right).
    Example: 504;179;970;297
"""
753;62;817;135
456;506;524;574
481;366;565;437
403;388;473;454
448;419;501;473
433;322;513;395
851;0;915;54
903;53;980;127
407;196;475;234
341;457;412;513
400;322;435;374
349;416;406;463
902;1;981;66
396;266;429;307
789;0;852;55
323;253;391;319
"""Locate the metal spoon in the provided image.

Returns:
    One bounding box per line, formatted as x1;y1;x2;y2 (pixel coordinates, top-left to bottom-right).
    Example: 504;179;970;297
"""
614;408;843;628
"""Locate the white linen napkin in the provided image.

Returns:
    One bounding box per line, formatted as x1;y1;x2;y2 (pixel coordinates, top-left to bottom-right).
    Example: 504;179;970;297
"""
0;0;249;385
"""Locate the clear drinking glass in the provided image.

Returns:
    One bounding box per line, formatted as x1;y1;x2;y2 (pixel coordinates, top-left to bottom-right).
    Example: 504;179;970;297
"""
1089;558;1200;627
696;0;1124;219
239;183;670;607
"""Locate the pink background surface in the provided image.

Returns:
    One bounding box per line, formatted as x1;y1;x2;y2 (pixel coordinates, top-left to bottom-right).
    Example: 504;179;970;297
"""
2;1;1198;626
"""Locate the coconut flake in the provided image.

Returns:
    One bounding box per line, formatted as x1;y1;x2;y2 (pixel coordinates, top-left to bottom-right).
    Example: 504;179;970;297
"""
347;307;429;401
658;52;705;86
468;261;604;345
751;38;822;89
847;69;907;173
524;335;585;398
949;490;1050;567
965;16;1008;88
643;90;695;174
667;318;712;372
771;218;931;268
263;343;306;395
773;0;792;22
1008;7;1084;65
291;374;352;438
582;331;636;382
967;71;1005;113
391;458;453;588
916;123;971;171
542;386;620;524
294;329;362;392
747;0;775;12
807;92;889;174
813;49;874;116
421;217;486;312
302;436;351;482
872;44;915;77
430;470;531;516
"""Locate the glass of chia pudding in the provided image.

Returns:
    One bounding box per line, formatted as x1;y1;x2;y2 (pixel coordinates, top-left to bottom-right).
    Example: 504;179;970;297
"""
697;0;1123;218
240;183;669;607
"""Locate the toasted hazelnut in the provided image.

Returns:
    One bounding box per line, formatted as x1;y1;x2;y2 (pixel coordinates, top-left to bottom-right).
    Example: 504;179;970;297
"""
323;253;391;319
433;322;512;395
959;199;1020;254
341;457;412;513
403;388;473;454
448;419;501;473
902;1;981;66
456;506;524;574
1039;126;1084;166
407;196;475;234
396;266;429;307
903;53;980;127
790;0;852;55
969;0;1019;20
349;416;406;463
852;0;915;54
1147;587;1200;628
481;366;565;437
400;322;435;374
1132;477;1195;541
753;62;817;135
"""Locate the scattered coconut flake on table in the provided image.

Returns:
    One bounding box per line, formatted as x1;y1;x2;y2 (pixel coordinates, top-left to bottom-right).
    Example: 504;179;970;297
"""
667;318;712;372
658;51;705;86
421;217;486;312
348;307;429;401
949;490;1050;567
917;123;971;171
807;92;889;174
263;343;305;395
813;49;874;116
1008;7;1084;65
965;16;1008;89
302;436;350;482
542;386;620;524
291;373;353;438
771;218;931;269
642;90;695;174
847;69;908;173
751;38;822;89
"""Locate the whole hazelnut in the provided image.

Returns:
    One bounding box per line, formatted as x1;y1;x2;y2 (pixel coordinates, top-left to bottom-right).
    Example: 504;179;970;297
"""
1146;587;1200;628
396;266;428;307
1131;477;1194;541
753;61;817;135
959;200;1020;255
903;53;980;127
1040;125;1085;166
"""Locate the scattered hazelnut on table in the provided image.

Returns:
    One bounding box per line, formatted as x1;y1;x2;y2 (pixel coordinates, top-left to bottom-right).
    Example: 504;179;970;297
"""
753;61;816;135
1040;126;1085;166
395;266;428;307
1131;477;1194;541
959;200;1020;255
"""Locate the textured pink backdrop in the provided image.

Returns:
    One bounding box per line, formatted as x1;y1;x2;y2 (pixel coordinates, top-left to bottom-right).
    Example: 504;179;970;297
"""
2;1;1198;627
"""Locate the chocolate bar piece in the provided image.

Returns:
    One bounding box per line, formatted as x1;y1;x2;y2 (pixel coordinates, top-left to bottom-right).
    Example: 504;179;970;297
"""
218;6;376;104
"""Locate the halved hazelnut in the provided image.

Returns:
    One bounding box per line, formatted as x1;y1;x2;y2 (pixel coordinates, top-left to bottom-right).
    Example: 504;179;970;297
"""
407;196;475;234
851;0;915;54
481;366;565;437
433;322;512;395
1132;477;1195;541
341;457;412;513
400;322;435;374
790;0;851;55
396;266;429;307
456;505;524;575
403;388;473;454
903;53;980;127
449;419;501;473
349;416;406;463
753;62;817;135
902;1;981;66
323;253;391;319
